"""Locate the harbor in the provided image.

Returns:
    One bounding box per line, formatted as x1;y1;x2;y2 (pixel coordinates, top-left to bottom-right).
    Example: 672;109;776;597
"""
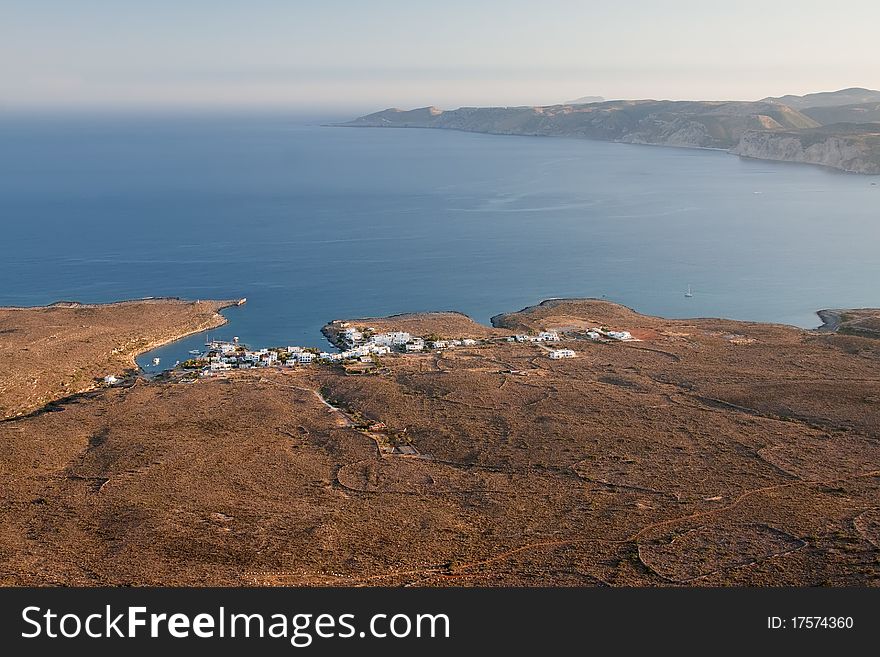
125;316;650;382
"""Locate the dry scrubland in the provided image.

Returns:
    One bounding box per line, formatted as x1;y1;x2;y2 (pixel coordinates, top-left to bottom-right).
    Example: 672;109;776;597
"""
0;299;233;419
2;299;880;585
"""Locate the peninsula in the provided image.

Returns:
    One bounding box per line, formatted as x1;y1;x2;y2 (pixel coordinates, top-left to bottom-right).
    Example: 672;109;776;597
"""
2;297;880;586
342;88;880;174
0;298;241;419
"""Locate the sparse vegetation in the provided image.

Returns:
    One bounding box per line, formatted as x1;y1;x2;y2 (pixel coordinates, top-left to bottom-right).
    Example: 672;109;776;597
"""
3;299;880;586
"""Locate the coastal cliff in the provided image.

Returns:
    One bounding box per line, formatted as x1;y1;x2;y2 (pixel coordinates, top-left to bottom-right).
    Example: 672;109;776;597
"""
342;88;880;174
343;100;817;150
731;124;880;174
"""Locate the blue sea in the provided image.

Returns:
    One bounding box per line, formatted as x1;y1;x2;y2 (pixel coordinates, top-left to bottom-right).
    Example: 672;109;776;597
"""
1;112;878;372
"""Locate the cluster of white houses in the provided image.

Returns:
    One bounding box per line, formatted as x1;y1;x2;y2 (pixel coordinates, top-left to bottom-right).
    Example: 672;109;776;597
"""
170;323;642;376
337;326;478;354
195;329;484;373
586;328;634;341
508;330;561;343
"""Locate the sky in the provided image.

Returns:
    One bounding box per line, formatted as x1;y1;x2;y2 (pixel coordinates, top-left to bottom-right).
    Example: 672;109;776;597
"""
2;0;879;114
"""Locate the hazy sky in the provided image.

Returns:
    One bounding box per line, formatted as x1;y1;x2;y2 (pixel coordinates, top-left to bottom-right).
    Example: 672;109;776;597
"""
3;0;879;113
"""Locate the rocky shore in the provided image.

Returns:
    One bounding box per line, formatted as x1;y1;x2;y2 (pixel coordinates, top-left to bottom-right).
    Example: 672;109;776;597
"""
341;89;880;174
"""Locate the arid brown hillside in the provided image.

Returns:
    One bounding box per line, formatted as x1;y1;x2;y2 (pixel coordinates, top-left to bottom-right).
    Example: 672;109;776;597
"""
0;299;235;419
1;299;879;586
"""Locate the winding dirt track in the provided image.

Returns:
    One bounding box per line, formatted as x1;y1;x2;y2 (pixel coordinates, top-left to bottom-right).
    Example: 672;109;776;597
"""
318;466;880;587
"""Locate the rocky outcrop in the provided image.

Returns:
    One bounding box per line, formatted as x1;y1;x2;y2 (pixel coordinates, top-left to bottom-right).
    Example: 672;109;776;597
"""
731;126;880;174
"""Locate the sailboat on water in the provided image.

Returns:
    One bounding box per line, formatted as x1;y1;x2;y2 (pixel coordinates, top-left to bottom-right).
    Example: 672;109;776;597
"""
685;285;694;298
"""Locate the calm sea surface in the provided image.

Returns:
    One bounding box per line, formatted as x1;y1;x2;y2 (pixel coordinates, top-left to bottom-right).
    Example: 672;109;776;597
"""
1;113;878;371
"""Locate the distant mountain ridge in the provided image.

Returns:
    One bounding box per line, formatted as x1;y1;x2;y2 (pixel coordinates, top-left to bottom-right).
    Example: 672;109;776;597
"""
762;87;880;109
341;88;880;174
565;95;604;105
800;102;880;126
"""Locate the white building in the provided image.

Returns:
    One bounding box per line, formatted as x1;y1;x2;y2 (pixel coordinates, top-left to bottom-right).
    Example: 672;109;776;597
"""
607;331;633;341
462;339;477;346
103;375;120;385
389;332;412;346
549;349;577;359
297;352;314;364
538;331;560;342
430;340;449;349
405;341;424;352
341;328;364;344
370;334;392;347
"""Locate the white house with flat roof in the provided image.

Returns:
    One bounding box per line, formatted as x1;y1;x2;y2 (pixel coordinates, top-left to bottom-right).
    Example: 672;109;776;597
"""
549;349;577;359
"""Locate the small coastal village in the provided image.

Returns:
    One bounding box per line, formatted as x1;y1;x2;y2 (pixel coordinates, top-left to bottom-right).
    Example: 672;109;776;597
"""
117;322;639;383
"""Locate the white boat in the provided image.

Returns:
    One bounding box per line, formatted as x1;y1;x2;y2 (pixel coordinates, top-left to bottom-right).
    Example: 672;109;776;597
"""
189;349;201;355
152;357;161;365
685;285;694;298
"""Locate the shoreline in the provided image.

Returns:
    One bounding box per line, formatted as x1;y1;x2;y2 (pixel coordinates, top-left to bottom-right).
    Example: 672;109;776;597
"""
333;123;880;176
20;296;871;392
149;297;867;370
0;296;242;311
816;309;842;333
492;297;840;333
0;297;245;418
132;299;245;372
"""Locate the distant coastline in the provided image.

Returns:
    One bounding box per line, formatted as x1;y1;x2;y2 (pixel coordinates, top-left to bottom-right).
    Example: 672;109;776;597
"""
340;89;880;175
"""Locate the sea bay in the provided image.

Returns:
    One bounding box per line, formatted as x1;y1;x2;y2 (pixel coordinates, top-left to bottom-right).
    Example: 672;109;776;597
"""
1;113;878;371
